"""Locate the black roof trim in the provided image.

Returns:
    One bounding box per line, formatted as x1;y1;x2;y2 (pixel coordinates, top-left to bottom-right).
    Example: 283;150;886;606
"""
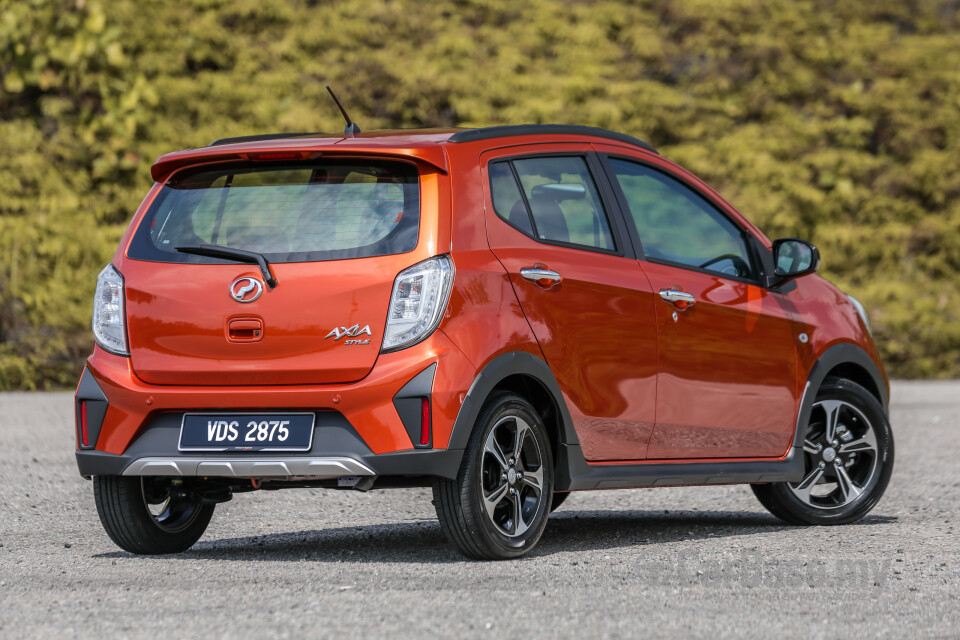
208;132;335;147
447;124;657;153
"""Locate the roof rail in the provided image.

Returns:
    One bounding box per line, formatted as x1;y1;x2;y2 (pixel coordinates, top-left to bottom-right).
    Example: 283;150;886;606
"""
208;132;335;147
447;124;657;153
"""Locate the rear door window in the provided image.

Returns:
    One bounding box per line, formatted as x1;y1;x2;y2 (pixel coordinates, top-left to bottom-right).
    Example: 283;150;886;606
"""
489;156;616;252
128;160;420;263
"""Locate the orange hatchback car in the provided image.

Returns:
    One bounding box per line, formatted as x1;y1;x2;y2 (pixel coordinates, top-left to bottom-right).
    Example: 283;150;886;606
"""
77;123;893;559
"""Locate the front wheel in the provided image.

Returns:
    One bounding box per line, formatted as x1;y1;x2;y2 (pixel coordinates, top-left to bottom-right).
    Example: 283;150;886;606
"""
94;475;215;554
752;377;894;525
433;392;553;559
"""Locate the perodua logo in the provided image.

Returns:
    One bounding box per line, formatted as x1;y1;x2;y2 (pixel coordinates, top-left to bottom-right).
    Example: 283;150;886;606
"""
325;324;372;345
229;277;263;303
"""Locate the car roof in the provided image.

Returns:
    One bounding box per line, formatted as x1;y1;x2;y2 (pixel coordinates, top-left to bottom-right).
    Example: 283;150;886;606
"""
206;128;461;147
152;125;657;182
208;124;657;154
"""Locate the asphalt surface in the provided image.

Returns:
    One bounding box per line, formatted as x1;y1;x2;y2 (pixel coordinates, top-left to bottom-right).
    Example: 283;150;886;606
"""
0;381;957;639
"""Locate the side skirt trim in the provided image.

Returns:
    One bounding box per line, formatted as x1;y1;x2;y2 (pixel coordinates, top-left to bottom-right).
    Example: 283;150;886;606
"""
556;444;804;491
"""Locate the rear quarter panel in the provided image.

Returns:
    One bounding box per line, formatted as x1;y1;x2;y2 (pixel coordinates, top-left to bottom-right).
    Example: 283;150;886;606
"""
438;143;544;370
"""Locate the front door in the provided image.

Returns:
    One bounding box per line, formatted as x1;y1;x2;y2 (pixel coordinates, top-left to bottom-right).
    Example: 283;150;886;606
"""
602;153;798;459
482;148;658;461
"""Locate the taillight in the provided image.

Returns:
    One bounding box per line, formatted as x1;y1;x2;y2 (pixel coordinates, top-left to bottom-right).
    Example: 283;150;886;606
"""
92;265;129;356
80;401;89;447
382;255;454;352
420;397;431;447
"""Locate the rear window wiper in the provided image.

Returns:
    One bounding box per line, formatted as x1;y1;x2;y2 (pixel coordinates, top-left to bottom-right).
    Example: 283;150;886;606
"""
175;245;278;288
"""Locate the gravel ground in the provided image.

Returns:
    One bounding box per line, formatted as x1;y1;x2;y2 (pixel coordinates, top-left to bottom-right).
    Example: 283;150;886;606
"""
0;381;957;639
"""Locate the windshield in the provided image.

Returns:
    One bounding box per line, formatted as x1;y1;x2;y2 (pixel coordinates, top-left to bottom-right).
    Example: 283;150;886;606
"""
128;159;420;263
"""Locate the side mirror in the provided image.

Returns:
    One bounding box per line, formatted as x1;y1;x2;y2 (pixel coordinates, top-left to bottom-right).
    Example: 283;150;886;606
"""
767;238;820;287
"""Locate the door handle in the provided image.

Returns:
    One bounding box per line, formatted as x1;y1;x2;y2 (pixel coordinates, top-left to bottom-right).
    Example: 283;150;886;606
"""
521;267;562;288
659;288;696;309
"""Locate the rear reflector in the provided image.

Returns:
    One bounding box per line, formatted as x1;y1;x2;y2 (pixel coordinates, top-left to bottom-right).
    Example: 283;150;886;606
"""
420;397;431;447
80;401;89;447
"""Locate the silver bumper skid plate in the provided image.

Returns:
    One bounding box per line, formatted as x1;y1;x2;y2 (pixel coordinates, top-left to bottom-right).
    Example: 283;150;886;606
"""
121;456;375;478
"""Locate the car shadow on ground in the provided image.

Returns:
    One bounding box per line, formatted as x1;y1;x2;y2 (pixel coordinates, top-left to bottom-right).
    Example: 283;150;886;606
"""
93;509;897;564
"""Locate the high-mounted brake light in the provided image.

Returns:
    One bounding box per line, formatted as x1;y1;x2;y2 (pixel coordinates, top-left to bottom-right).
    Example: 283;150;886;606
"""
239;151;321;161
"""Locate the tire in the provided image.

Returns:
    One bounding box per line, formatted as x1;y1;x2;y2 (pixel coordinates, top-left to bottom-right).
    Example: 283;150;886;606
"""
94;475;215;554
550;491;570;512
752;377;894;525
433;392;554;560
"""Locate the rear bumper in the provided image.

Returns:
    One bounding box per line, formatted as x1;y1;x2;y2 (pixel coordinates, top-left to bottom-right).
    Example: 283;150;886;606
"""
78;451;461;479
75;330;476;478
75;409;462;478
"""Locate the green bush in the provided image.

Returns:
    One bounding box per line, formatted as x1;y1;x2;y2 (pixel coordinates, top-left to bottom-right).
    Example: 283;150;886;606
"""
1;0;959;387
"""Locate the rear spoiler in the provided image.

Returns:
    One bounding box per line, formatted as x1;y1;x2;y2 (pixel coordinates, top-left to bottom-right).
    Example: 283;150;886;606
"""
151;140;449;182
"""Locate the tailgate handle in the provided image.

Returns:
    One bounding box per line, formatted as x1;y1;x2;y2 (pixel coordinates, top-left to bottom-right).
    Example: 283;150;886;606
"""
227;318;264;342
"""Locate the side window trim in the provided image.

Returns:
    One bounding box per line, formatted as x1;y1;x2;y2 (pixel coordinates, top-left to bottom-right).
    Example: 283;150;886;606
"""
486;152;627;257
507;161;540;239
585;152;643;261
598;153;764;286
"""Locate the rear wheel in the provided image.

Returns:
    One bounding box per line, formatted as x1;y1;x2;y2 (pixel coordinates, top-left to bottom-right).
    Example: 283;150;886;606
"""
434;392;553;559
94;475;215;554
752;378;893;525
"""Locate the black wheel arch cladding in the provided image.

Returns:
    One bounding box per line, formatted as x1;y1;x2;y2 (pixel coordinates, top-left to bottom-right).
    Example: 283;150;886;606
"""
793;342;888;450
447;351;579;452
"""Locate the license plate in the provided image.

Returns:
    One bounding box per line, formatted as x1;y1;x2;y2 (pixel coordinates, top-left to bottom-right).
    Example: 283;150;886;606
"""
179;413;315;452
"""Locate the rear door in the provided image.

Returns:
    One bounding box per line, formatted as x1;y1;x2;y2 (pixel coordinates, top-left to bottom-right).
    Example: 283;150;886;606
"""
600;150;798;459
482;146;659;461
122;158;424;386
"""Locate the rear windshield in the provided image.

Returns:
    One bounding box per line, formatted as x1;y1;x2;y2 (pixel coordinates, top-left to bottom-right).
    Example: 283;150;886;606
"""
128;159;420;263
